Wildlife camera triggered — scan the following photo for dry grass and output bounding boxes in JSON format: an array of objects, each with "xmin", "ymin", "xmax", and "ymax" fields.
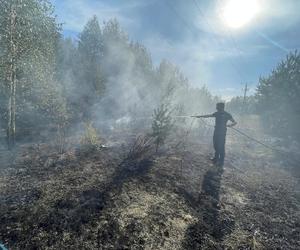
[{"xmin": 0, "ymin": 128, "xmax": 299, "ymax": 249}]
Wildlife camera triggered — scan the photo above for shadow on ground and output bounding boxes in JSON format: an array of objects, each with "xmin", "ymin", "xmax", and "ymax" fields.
[{"xmin": 182, "ymin": 166, "xmax": 235, "ymax": 249}]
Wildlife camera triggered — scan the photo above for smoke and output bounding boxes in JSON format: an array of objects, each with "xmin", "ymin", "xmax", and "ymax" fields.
[{"xmin": 87, "ymin": 35, "xmax": 217, "ymax": 134}]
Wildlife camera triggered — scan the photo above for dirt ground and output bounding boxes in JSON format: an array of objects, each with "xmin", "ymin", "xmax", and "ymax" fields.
[{"xmin": 0, "ymin": 129, "xmax": 299, "ymax": 249}]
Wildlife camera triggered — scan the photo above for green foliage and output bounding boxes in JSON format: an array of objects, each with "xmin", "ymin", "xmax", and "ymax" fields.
[
  {"xmin": 54, "ymin": 16, "xmax": 218, "ymax": 125},
  {"xmin": 151, "ymin": 104, "xmax": 173, "ymax": 152},
  {"xmin": 256, "ymin": 51, "xmax": 300, "ymax": 141},
  {"xmin": 55, "ymin": 38, "xmax": 77, "ymax": 87},
  {"xmin": 0, "ymin": 1, "xmax": 218, "ymax": 145},
  {"xmin": 73, "ymin": 16, "xmax": 105, "ymax": 119},
  {"xmin": 129, "ymin": 42, "xmax": 153, "ymax": 75},
  {"xmin": 182, "ymin": 86, "xmax": 220, "ymax": 115},
  {"xmin": 78, "ymin": 16, "xmax": 103, "ymax": 59},
  {"xmin": 157, "ymin": 60, "xmax": 188, "ymax": 103},
  {"xmin": 0, "ymin": 0, "xmax": 59, "ymax": 82},
  {"xmin": 0, "ymin": 0, "xmax": 63, "ymax": 142},
  {"xmin": 102, "ymin": 18, "xmax": 128, "ymax": 46},
  {"xmin": 227, "ymin": 96, "xmax": 257, "ymax": 115}
]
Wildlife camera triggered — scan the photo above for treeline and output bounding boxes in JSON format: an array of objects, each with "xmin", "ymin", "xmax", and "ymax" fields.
[
  {"xmin": 256, "ymin": 51, "xmax": 300, "ymax": 142},
  {"xmin": 227, "ymin": 51, "xmax": 300, "ymax": 143},
  {"xmin": 56, "ymin": 16, "xmax": 219, "ymax": 123},
  {"xmin": 2, "ymin": 0, "xmax": 297, "ymax": 148},
  {"xmin": 0, "ymin": 0, "xmax": 217, "ymax": 148}
]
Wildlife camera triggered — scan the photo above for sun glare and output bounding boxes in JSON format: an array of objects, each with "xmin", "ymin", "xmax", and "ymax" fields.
[{"xmin": 223, "ymin": 0, "xmax": 259, "ymax": 29}]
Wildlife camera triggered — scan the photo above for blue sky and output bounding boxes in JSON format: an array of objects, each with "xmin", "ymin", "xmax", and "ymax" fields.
[{"xmin": 50, "ymin": 0, "xmax": 300, "ymax": 99}]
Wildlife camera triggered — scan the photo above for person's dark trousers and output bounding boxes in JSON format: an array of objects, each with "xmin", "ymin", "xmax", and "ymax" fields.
[{"xmin": 213, "ymin": 130, "xmax": 226, "ymax": 166}]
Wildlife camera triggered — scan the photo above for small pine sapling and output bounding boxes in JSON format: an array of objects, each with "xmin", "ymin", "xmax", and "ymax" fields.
[{"xmin": 151, "ymin": 104, "xmax": 173, "ymax": 152}]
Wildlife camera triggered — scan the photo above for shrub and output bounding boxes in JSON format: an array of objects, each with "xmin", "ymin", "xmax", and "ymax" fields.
[{"xmin": 80, "ymin": 122, "xmax": 101, "ymax": 150}]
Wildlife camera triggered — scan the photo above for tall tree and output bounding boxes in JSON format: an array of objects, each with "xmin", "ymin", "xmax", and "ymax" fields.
[
  {"xmin": 101, "ymin": 18, "xmax": 129, "ymax": 76},
  {"xmin": 157, "ymin": 60, "xmax": 189, "ymax": 104},
  {"xmin": 55, "ymin": 37, "xmax": 77, "ymax": 121},
  {"xmin": 97, "ymin": 18, "xmax": 130, "ymax": 119},
  {"xmin": 227, "ymin": 95, "xmax": 257, "ymax": 115},
  {"xmin": 256, "ymin": 51, "xmax": 300, "ymax": 141},
  {"xmin": 75, "ymin": 16, "xmax": 104, "ymax": 120},
  {"xmin": 0, "ymin": 0, "xmax": 60, "ymax": 148}
]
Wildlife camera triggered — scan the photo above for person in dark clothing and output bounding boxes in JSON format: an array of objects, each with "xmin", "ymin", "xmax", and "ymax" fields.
[{"xmin": 193, "ymin": 103, "xmax": 237, "ymax": 166}]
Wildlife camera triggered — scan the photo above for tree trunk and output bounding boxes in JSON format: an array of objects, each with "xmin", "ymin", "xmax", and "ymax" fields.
[
  {"xmin": 7, "ymin": 4, "xmax": 17, "ymax": 150},
  {"xmin": 7, "ymin": 79, "xmax": 13, "ymax": 149},
  {"xmin": 12, "ymin": 63, "xmax": 17, "ymax": 147}
]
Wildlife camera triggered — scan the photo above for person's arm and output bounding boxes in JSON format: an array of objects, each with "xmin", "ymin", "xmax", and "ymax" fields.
[
  {"xmin": 191, "ymin": 114, "xmax": 215, "ymax": 118},
  {"xmin": 227, "ymin": 117, "xmax": 237, "ymax": 127}
]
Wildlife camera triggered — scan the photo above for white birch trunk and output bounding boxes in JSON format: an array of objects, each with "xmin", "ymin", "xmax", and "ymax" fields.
[{"xmin": 7, "ymin": 3, "xmax": 16, "ymax": 149}]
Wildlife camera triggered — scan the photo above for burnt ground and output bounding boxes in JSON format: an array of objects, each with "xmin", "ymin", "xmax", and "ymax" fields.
[{"xmin": 0, "ymin": 130, "xmax": 299, "ymax": 249}]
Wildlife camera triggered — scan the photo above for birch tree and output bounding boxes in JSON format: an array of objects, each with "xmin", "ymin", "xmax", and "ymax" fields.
[{"xmin": 0, "ymin": 0, "xmax": 60, "ymax": 148}]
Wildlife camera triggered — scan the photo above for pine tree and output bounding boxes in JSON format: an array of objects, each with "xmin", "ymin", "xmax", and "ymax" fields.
[
  {"xmin": 56, "ymin": 38, "xmax": 77, "ymax": 92},
  {"xmin": 256, "ymin": 51, "xmax": 300, "ymax": 141},
  {"xmin": 157, "ymin": 60, "xmax": 189, "ymax": 104},
  {"xmin": 151, "ymin": 103, "xmax": 173, "ymax": 152},
  {"xmin": 102, "ymin": 18, "xmax": 128, "ymax": 47},
  {"xmin": 75, "ymin": 16, "xmax": 105, "ymax": 120},
  {"xmin": 98, "ymin": 19, "xmax": 131, "ymax": 119}
]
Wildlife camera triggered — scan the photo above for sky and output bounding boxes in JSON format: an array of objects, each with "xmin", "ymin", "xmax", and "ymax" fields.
[{"xmin": 50, "ymin": 0, "xmax": 300, "ymax": 99}]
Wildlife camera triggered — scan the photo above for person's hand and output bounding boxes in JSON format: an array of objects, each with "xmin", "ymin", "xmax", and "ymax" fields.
[{"xmin": 227, "ymin": 122, "xmax": 237, "ymax": 127}]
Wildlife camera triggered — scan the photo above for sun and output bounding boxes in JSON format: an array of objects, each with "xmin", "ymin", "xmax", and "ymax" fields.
[{"xmin": 222, "ymin": 0, "xmax": 259, "ymax": 29}]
